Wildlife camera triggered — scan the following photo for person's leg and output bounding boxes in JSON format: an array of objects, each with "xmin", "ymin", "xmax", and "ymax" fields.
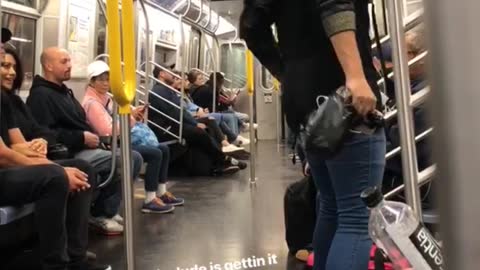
[
  {"xmin": 55, "ymin": 159, "xmax": 94, "ymax": 268},
  {"xmin": 155, "ymin": 143, "xmax": 185, "ymax": 206},
  {"xmin": 132, "ymin": 145, "xmax": 175, "ymax": 213},
  {"xmin": 305, "ymin": 153, "xmax": 338, "ymax": 270},
  {"xmin": 0, "ymin": 165, "xmax": 70, "ymax": 270},
  {"xmin": 324, "ymin": 129, "xmax": 386, "ymax": 270},
  {"xmin": 197, "ymin": 117, "xmax": 225, "ymax": 145},
  {"xmin": 219, "ymin": 121, "xmax": 238, "ymax": 143}
]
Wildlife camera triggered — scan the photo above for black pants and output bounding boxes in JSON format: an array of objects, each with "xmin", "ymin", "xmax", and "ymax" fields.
[
  {"xmin": 197, "ymin": 118, "xmax": 225, "ymax": 145},
  {"xmin": 182, "ymin": 123, "xmax": 225, "ymax": 167},
  {"xmin": 0, "ymin": 159, "xmax": 94, "ymax": 270}
]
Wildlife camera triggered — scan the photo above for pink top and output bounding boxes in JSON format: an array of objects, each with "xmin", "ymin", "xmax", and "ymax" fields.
[{"xmin": 82, "ymin": 86, "xmax": 135, "ymax": 136}]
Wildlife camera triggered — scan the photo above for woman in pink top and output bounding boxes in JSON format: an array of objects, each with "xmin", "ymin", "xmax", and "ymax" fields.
[{"xmin": 82, "ymin": 60, "xmax": 184, "ymax": 214}]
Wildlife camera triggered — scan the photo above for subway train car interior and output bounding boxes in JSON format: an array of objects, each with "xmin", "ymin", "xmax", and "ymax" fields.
[{"xmin": 0, "ymin": 0, "xmax": 475, "ymax": 269}]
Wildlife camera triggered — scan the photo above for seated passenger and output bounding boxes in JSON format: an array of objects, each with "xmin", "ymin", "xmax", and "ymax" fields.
[
  {"xmin": 172, "ymin": 72, "xmax": 250, "ymax": 149},
  {"xmin": 184, "ymin": 71, "xmax": 250, "ymax": 146},
  {"xmin": 0, "ymin": 93, "xmax": 109, "ymax": 269},
  {"xmin": 190, "ymin": 72, "xmax": 252, "ymax": 128},
  {"xmin": 82, "ymin": 60, "xmax": 184, "ymax": 214},
  {"xmin": 149, "ymin": 65, "xmax": 243, "ymax": 175},
  {"xmin": 26, "ymin": 47, "xmax": 143, "ymax": 235}
]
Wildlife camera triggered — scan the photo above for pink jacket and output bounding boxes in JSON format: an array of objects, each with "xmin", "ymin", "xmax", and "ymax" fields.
[{"xmin": 82, "ymin": 86, "xmax": 135, "ymax": 136}]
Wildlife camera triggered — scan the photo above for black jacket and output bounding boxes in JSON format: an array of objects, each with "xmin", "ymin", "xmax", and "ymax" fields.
[
  {"xmin": 4, "ymin": 91, "xmax": 56, "ymax": 145},
  {"xmin": 240, "ymin": 0, "xmax": 381, "ymax": 131},
  {"xmin": 27, "ymin": 75, "xmax": 92, "ymax": 154}
]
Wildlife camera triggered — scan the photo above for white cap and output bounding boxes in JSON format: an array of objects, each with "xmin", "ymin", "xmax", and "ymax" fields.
[{"xmin": 87, "ymin": 60, "xmax": 110, "ymax": 81}]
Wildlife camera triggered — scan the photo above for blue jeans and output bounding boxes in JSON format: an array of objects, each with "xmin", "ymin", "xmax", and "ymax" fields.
[
  {"xmin": 86, "ymin": 149, "xmax": 143, "ymax": 218},
  {"xmin": 133, "ymin": 144, "xmax": 170, "ymax": 192},
  {"xmin": 306, "ymin": 129, "xmax": 386, "ymax": 270},
  {"xmin": 209, "ymin": 112, "xmax": 240, "ymax": 135}
]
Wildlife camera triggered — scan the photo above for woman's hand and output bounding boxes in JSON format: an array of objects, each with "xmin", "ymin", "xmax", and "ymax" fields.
[
  {"xmin": 132, "ymin": 106, "xmax": 146, "ymax": 121},
  {"xmin": 29, "ymin": 138, "xmax": 48, "ymax": 155},
  {"xmin": 11, "ymin": 142, "xmax": 47, "ymax": 158}
]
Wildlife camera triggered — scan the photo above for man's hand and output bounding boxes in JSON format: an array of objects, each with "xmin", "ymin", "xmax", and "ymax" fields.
[
  {"xmin": 11, "ymin": 142, "xmax": 47, "ymax": 158},
  {"xmin": 84, "ymin": 132, "xmax": 100, "ymax": 148},
  {"xmin": 346, "ymin": 78, "xmax": 377, "ymax": 116},
  {"xmin": 196, "ymin": 123, "xmax": 207, "ymax": 129},
  {"xmin": 64, "ymin": 167, "xmax": 91, "ymax": 192},
  {"xmin": 30, "ymin": 138, "xmax": 48, "ymax": 155}
]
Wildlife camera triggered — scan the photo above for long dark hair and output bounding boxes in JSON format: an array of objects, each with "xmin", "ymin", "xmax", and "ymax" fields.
[{"xmin": 3, "ymin": 48, "xmax": 24, "ymax": 92}]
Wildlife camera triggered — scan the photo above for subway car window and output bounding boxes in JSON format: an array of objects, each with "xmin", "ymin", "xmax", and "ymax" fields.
[
  {"xmin": 2, "ymin": 13, "xmax": 36, "ymax": 93},
  {"xmin": 5, "ymin": 0, "xmax": 35, "ymax": 8},
  {"xmin": 189, "ymin": 29, "xmax": 201, "ymax": 69},
  {"xmin": 221, "ymin": 43, "xmax": 246, "ymax": 89}
]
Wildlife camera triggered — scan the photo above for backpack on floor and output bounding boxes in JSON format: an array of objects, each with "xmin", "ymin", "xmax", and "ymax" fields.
[
  {"xmin": 169, "ymin": 145, "xmax": 215, "ymax": 177},
  {"xmin": 284, "ymin": 175, "xmax": 317, "ymax": 254}
]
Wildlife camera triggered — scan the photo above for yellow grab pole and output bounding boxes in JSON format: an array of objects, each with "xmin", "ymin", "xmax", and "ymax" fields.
[
  {"xmin": 121, "ymin": 0, "xmax": 136, "ymax": 114},
  {"xmin": 245, "ymin": 50, "xmax": 257, "ymax": 185},
  {"xmin": 106, "ymin": 0, "xmax": 137, "ymax": 269}
]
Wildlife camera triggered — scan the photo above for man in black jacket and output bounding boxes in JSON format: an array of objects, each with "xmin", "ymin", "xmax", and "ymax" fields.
[
  {"xmin": 27, "ymin": 47, "xmax": 143, "ymax": 235},
  {"xmin": 240, "ymin": 1, "xmax": 386, "ymax": 269}
]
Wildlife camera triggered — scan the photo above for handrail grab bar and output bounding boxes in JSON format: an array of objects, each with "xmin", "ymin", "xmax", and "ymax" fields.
[
  {"xmin": 385, "ymin": 165, "xmax": 437, "ymax": 199},
  {"xmin": 386, "ymin": 127, "xmax": 433, "ymax": 160},
  {"xmin": 384, "ymin": 86, "xmax": 430, "ymax": 121}
]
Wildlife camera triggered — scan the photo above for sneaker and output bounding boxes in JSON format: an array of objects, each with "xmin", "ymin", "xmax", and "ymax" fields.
[
  {"xmin": 86, "ymin": 262, "xmax": 112, "ymax": 270},
  {"xmin": 234, "ymin": 135, "xmax": 250, "ymax": 146},
  {"xmin": 86, "ymin": 251, "xmax": 97, "ymax": 261},
  {"xmin": 230, "ymin": 157, "xmax": 247, "ymax": 170},
  {"xmin": 142, "ymin": 198, "xmax": 175, "ymax": 214},
  {"xmin": 242, "ymin": 123, "xmax": 258, "ymax": 130},
  {"xmin": 112, "ymin": 214, "xmax": 123, "ymax": 225},
  {"xmin": 222, "ymin": 144, "xmax": 245, "ymax": 154},
  {"xmin": 215, "ymin": 165, "xmax": 240, "ymax": 176},
  {"xmin": 158, "ymin": 191, "xmax": 185, "ymax": 206},
  {"xmin": 89, "ymin": 217, "xmax": 123, "ymax": 236},
  {"xmin": 227, "ymin": 149, "xmax": 250, "ymax": 160}
]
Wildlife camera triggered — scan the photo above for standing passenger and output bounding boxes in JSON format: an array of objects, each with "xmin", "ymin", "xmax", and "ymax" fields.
[{"xmin": 240, "ymin": 1, "xmax": 386, "ymax": 270}]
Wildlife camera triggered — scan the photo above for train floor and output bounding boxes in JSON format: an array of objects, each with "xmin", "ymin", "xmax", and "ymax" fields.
[{"xmin": 89, "ymin": 140, "xmax": 307, "ymax": 270}]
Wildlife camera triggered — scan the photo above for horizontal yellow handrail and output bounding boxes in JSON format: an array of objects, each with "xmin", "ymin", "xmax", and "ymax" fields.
[{"xmin": 246, "ymin": 50, "xmax": 255, "ymax": 96}]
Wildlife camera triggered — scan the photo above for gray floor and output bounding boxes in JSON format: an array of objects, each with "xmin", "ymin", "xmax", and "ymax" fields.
[{"xmin": 90, "ymin": 141, "xmax": 308, "ymax": 270}]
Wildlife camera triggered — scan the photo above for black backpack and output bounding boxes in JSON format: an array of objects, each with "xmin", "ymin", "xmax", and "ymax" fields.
[{"xmin": 284, "ymin": 175, "xmax": 317, "ymax": 253}]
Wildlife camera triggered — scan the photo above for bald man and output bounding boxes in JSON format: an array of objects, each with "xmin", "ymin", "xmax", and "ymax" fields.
[{"xmin": 26, "ymin": 47, "xmax": 144, "ymax": 235}]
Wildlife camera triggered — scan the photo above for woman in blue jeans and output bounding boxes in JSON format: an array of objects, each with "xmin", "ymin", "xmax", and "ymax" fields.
[
  {"xmin": 307, "ymin": 128, "xmax": 386, "ymax": 269},
  {"xmin": 82, "ymin": 60, "xmax": 184, "ymax": 214}
]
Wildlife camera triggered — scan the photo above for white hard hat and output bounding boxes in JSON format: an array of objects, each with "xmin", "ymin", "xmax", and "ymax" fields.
[{"xmin": 87, "ymin": 60, "xmax": 110, "ymax": 81}]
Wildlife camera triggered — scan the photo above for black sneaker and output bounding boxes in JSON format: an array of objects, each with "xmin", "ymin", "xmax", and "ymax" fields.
[
  {"xmin": 87, "ymin": 262, "xmax": 112, "ymax": 270},
  {"xmin": 230, "ymin": 158, "xmax": 247, "ymax": 170}
]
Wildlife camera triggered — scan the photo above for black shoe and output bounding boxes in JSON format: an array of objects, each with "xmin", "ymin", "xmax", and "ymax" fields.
[
  {"xmin": 213, "ymin": 165, "xmax": 240, "ymax": 176},
  {"xmin": 87, "ymin": 262, "xmax": 112, "ymax": 270},
  {"xmin": 86, "ymin": 251, "xmax": 96, "ymax": 261},
  {"xmin": 230, "ymin": 158, "xmax": 247, "ymax": 170},
  {"xmin": 227, "ymin": 150, "xmax": 250, "ymax": 160}
]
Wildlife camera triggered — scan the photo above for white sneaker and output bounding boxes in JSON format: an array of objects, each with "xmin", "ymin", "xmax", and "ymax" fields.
[
  {"xmin": 113, "ymin": 214, "xmax": 124, "ymax": 225},
  {"xmin": 222, "ymin": 144, "xmax": 244, "ymax": 153},
  {"xmin": 89, "ymin": 217, "xmax": 123, "ymax": 235},
  {"xmin": 242, "ymin": 123, "xmax": 258, "ymax": 130},
  {"xmin": 234, "ymin": 135, "xmax": 250, "ymax": 146}
]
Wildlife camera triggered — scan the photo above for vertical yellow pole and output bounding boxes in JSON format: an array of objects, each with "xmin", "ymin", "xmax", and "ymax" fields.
[
  {"xmin": 106, "ymin": 0, "xmax": 137, "ymax": 269},
  {"xmin": 245, "ymin": 49, "xmax": 256, "ymax": 184},
  {"xmin": 121, "ymin": 0, "xmax": 136, "ymax": 114}
]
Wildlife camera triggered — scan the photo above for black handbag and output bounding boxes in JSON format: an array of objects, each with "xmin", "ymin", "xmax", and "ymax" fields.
[
  {"xmin": 303, "ymin": 86, "xmax": 354, "ymax": 159},
  {"xmin": 47, "ymin": 143, "xmax": 70, "ymax": 160}
]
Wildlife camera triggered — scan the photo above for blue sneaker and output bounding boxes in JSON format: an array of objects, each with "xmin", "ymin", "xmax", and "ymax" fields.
[
  {"xmin": 141, "ymin": 198, "xmax": 175, "ymax": 214},
  {"xmin": 159, "ymin": 192, "xmax": 185, "ymax": 206}
]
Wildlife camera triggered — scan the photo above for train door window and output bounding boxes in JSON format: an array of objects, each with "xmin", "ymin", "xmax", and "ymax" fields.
[
  {"xmin": 261, "ymin": 67, "xmax": 273, "ymax": 90},
  {"xmin": 2, "ymin": 13, "xmax": 36, "ymax": 94},
  {"xmin": 189, "ymin": 29, "xmax": 201, "ymax": 70},
  {"xmin": 5, "ymin": 0, "xmax": 35, "ymax": 8},
  {"xmin": 220, "ymin": 43, "xmax": 246, "ymax": 89}
]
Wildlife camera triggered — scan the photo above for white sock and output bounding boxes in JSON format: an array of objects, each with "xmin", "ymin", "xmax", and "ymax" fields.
[
  {"xmin": 145, "ymin": 192, "xmax": 156, "ymax": 203},
  {"xmin": 157, "ymin": 184, "xmax": 167, "ymax": 197}
]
